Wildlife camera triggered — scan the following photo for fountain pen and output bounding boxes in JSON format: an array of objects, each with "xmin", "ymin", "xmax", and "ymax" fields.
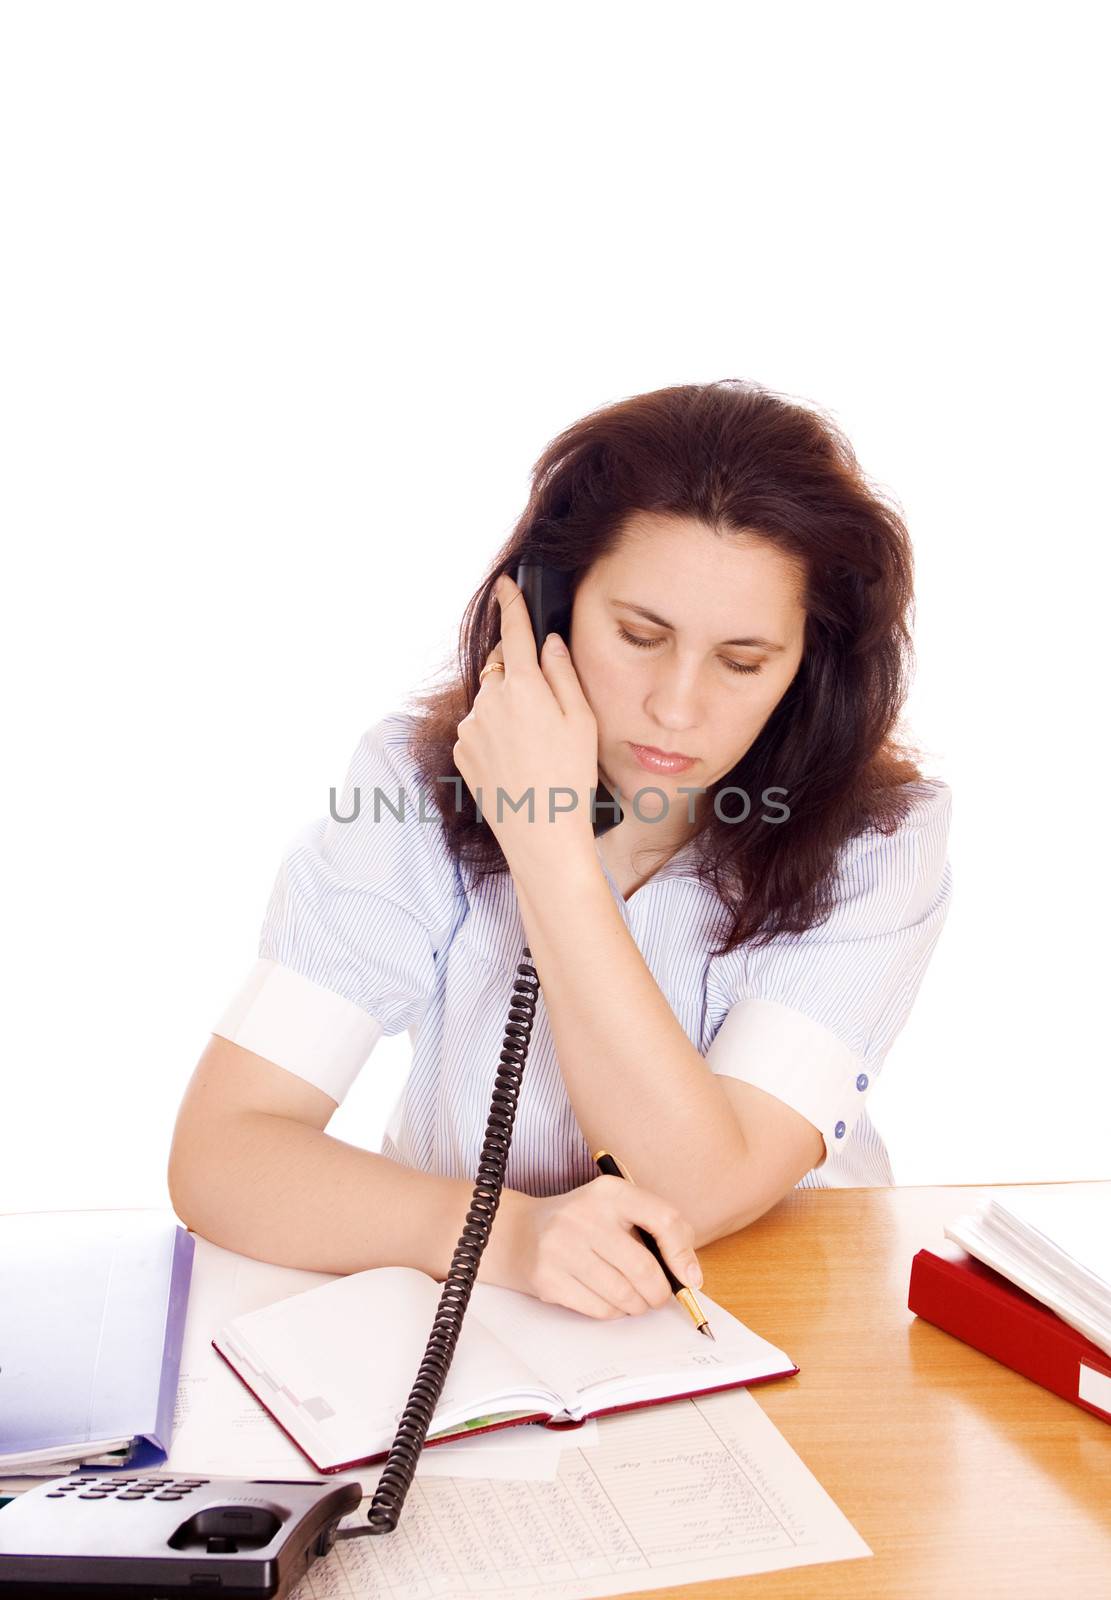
[{"xmin": 593, "ymin": 1149, "xmax": 714, "ymax": 1340}]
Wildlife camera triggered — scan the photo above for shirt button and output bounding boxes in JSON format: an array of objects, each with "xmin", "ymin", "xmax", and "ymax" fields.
[
  {"xmin": 834, "ymin": 1120, "xmax": 846, "ymax": 1139},
  {"xmin": 856, "ymin": 1073, "xmax": 869, "ymax": 1091}
]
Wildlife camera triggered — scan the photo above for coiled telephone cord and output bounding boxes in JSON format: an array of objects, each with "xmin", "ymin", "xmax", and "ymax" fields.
[{"xmin": 341, "ymin": 944, "xmax": 541, "ymax": 1537}]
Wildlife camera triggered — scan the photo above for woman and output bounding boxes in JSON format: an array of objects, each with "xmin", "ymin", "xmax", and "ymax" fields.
[{"xmin": 168, "ymin": 378, "xmax": 953, "ymax": 1323}]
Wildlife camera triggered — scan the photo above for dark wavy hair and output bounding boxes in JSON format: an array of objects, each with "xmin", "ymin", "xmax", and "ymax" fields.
[{"xmin": 404, "ymin": 378, "xmax": 929, "ymax": 957}]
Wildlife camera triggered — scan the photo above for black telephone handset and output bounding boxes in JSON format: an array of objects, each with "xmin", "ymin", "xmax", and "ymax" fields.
[
  {"xmin": 357, "ymin": 562, "xmax": 623, "ymax": 1536},
  {"xmin": 514, "ymin": 560, "xmax": 622, "ymax": 840}
]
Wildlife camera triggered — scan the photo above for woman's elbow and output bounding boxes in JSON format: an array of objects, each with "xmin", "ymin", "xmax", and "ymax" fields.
[
  {"xmin": 167, "ymin": 1104, "xmax": 212, "ymax": 1230},
  {"xmin": 691, "ymin": 1128, "xmax": 823, "ymax": 1248}
]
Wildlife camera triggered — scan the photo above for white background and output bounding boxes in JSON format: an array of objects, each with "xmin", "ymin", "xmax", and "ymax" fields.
[{"xmin": 1, "ymin": 2, "xmax": 1106, "ymax": 1214}]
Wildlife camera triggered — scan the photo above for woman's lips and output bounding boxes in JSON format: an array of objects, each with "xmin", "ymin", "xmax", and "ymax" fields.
[{"xmin": 629, "ymin": 742, "xmax": 697, "ymax": 775}]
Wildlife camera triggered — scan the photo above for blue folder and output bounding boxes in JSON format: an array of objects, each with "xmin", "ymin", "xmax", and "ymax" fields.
[{"xmin": 0, "ymin": 1210, "xmax": 194, "ymax": 1470}]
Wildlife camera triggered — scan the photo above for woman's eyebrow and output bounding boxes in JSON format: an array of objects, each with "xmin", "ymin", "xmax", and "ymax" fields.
[{"xmin": 609, "ymin": 597, "xmax": 787, "ymax": 652}]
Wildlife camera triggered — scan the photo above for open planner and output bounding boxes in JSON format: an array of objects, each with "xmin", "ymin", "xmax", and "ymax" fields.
[{"xmin": 213, "ymin": 1265, "xmax": 798, "ymax": 1474}]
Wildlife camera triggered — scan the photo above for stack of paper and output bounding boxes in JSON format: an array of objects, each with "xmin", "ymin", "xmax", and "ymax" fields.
[{"xmin": 945, "ymin": 1189, "xmax": 1111, "ymax": 1357}]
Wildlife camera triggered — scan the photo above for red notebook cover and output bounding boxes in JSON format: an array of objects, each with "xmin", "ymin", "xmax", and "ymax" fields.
[{"xmin": 908, "ymin": 1240, "xmax": 1111, "ymax": 1424}]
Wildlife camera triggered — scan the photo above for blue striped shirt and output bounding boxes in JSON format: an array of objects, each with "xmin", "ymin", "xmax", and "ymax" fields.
[{"xmin": 215, "ymin": 712, "xmax": 954, "ymax": 1192}]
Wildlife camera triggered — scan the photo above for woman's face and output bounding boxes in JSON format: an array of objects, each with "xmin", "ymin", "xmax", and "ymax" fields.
[{"xmin": 569, "ymin": 513, "xmax": 807, "ymax": 827}]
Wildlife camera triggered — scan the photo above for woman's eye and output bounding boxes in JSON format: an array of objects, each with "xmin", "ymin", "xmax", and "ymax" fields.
[
  {"xmin": 618, "ymin": 625, "xmax": 662, "ymax": 652},
  {"xmin": 617, "ymin": 625, "xmax": 762, "ymax": 676}
]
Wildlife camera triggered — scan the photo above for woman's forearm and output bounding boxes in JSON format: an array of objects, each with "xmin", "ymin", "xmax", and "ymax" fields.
[
  {"xmin": 510, "ymin": 843, "xmax": 750, "ymax": 1238},
  {"xmin": 167, "ymin": 1109, "xmax": 532, "ymax": 1285}
]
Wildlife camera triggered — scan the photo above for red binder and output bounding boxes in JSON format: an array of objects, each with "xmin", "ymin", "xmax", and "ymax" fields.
[{"xmin": 908, "ymin": 1240, "xmax": 1111, "ymax": 1425}]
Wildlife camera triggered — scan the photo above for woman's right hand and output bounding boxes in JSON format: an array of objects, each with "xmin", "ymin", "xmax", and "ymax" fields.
[{"xmin": 500, "ymin": 1175, "xmax": 704, "ymax": 1319}]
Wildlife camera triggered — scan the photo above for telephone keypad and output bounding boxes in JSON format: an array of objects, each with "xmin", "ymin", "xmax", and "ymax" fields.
[
  {"xmin": 53, "ymin": 1477, "xmax": 203, "ymax": 1502},
  {"xmin": 0, "ymin": 1473, "xmax": 364, "ymax": 1591}
]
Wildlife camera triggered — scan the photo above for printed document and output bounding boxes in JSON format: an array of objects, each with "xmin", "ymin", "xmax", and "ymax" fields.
[{"xmin": 291, "ymin": 1388, "xmax": 870, "ymax": 1597}]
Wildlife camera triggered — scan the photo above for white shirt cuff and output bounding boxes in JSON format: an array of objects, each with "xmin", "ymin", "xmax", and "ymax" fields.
[
  {"xmin": 212, "ymin": 957, "xmax": 384, "ymax": 1105},
  {"xmin": 705, "ymin": 997, "xmax": 871, "ymax": 1161}
]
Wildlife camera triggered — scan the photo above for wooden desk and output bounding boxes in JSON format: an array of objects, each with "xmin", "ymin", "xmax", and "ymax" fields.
[{"xmin": 655, "ymin": 1182, "xmax": 1111, "ymax": 1600}]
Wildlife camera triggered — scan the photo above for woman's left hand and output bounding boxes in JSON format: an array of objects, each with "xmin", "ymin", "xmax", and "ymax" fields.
[{"xmin": 453, "ymin": 573, "xmax": 599, "ymax": 871}]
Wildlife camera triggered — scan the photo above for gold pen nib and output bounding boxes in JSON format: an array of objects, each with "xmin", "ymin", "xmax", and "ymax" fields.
[{"xmin": 675, "ymin": 1285, "xmax": 713, "ymax": 1341}]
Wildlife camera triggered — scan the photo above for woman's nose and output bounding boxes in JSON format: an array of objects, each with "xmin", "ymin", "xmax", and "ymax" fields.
[{"xmin": 644, "ymin": 661, "xmax": 704, "ymax": 729}]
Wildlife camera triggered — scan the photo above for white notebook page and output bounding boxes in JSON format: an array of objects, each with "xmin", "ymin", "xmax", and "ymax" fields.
[
  {"xmin": 465, "ymin": 1281, "xmax": 795, "ymax": 1413},
  {"xmin": 216, "ymin": 1267, "xmax": 559, "ymax": 1467}
]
